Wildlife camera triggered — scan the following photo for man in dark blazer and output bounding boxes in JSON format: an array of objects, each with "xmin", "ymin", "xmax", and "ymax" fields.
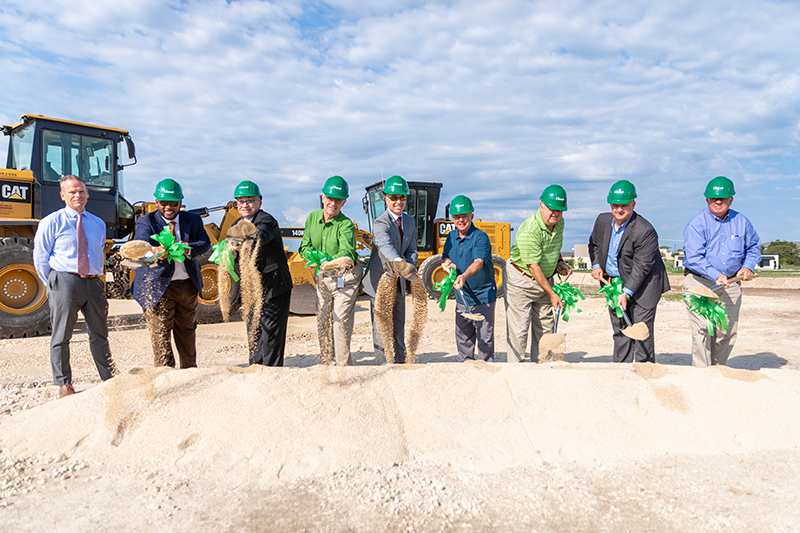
[
  {"xmin": 588, "ymin": 180, "xmax": 670, "ymax": 363},
  {"xmin": 229, "ymin": 180, "xmax": 293, "ymax": 367},
  {"xmin": 361, "ymin": 175, "xmax": 418, "ymax": 364},
  {"xmin": 131, "ymin": 179, "xmax": 211, "ymax": 368}
]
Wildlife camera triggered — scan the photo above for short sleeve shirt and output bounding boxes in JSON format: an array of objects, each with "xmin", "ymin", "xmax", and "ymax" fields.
[
  {"xmin": 442, "ymin": 224, "xmax": 496, "ymax": 306},
  {"xmin": 299, "ymin": 209, "xmax": 357, "ymax": 261},
  {"xmin": 509, "ymin": 210, "xmax": 564, "ymax": 278}
]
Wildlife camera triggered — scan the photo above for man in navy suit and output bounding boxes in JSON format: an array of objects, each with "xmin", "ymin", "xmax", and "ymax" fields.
[
  {"xmin": 131, "ymin": 179, "xmax": 211, "ymax": 368},
  {"xmin": 361, "ymin": 175, "xmax": 418, "ymax": 364},
  {"xmin": 589, "ymin": 180, "xmax": 670, "ymax": 363}
]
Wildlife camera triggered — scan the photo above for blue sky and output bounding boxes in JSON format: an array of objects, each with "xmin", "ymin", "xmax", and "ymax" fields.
[{"xmin": 1, "ymin": 0, "xmax": 798, "ymax": 252}]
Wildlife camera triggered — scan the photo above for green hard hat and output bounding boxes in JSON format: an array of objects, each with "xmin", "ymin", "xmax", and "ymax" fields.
[
  {"xmin": 383, "ymin": 175, "xmax": 409, "ymax": 196},
  {"xmin": 234, "ymin": 180, "xmax": 261, "ymax": 198},
  {"xmin": 606, "ymin": 180, "xmax": 637, "ymax": 204},
  {"xmin": 450, "ymin": 195, "xmax": 474, "ymax": 215},
  {"xmin": 322, "ymin": 175, "xmax": 349, "ymax": 199},
  {"xmin": 704, "ymin": 176, "xmax": 736, "ymax": 198},
  {"xmin": 154, "ymin": 178, "xmax": 184, "ymax": 202},
  {"xmin": 540, "ymin": 184, "xmax": 568, "ymax": 211}
]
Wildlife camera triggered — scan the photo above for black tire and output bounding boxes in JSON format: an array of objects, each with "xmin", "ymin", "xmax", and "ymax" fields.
[
  {"xmin": 492, "ymin": 254, "xmax": 506, "ymax": 298},
  {"xmin": 0, "ymin": 237, "xmax": 51, "ymax": 339},
  {"xmin": 418, "ymin": 254, "xmax": 454, "ymax": 300}
]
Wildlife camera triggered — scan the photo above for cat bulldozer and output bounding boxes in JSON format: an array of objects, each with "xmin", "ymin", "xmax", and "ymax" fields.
[{"xmin": 361, "ymin": 181, "xmax": 512, "ymax": 299}]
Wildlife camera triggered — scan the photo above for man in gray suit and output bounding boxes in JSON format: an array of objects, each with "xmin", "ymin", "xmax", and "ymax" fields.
[
  {"xmin": 588, "ymin": 180, "xmax": 670, "ymax": 363},
  {"xmin": 361, "ymin": 176, "xmax": 418, "ymax": 363}
]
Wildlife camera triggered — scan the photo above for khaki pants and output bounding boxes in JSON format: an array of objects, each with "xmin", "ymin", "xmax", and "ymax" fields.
[
  {"xmin": 316, "ymin": 262, "xmax": 362, "ymax": 366},
  {"xmin": 144, "ymin": 279, "xmax": 199, "ymax": 369},
  {"xmin": 683, "ymin": 273, "xmax": 741, "ymax": 368},
  {"xmin": 504, "ymin": 259, "xmax": 554, "ymax": 363}
]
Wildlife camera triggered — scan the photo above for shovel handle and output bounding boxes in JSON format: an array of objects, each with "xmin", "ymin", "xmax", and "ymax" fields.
[
  {"xmin": 709, "ymin": 271, "xmax": 759, "ymax": 290},
  {"xmin": 553, "ymin": 306, "xmax": 561, "ymax": 333}
]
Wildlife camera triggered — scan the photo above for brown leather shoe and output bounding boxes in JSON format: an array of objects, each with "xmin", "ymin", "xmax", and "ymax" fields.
[{"xmin": 59, "ymin": 383, "xmax": 75, "ymax": 398}]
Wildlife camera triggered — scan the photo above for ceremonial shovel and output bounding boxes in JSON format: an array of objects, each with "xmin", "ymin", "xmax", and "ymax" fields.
[
  {"xmin": 688, "ymin": 272, "xmax": 759, "ymax": 300},
  {"xmin": 599, "ymin": 277, "xmax": 649, "ymax": 341},
  {"xmin": 454, "ymin": 286, "xmax": 485, "ymax": 322},
  {"xmin": 538, "ymin": 271, "xmax": 572, "ymax": 359}
]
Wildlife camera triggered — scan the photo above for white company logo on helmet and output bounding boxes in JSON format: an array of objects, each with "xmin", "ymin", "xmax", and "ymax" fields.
[
  {"xmin": 555, "ymin": 196, "xmax": 565, "ymax": 201},
  {"xmin": 165, "ymin": 189, "xmax": 175, "ymax": 194},
  {"xmin": 331, "ymin": 185, "xmax": 342, "ymax": 191},
  {"xmin": 714, "ymin": 186, "xmax": 725, "ymax": 191},
  {"xmin": 614, "ymin": 188, "xmax": 623, "ymax": 194}
]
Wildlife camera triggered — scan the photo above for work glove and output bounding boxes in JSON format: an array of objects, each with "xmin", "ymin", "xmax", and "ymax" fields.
[{"xmin": 383, "ymin": 261, "xmax": 419, "ymax": 281}]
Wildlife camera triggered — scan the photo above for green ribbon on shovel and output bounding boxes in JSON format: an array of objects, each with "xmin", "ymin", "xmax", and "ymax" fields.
[
  {"xmin": 552, "ymin": 282, "xmax": 585, "ymax": 322},
  {"xmin": 208, "ymin": 240, "xmax": 239, "ymax": 282},
  {"xmin": 432, "ymin": 268, "xmax": 458, "ymax": 312},
  {"xmin": 684, "ymin": 294, "xmax": 729, "ymax": 336},
  {"xmin": 599, "ymin": 276, "xmax": 625, "ymax": 319},
  {"xmin": 150, "ymin": 226, "xmax": 190, "ymax": 263},
  {"xmin": 301, "ymin": 249, "xmax": 333, "ymax": 276}
]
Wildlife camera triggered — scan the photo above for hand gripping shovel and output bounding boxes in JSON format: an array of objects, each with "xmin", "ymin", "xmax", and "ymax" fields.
[
  {"xmin": 454, "ymin": 286, "xmax": 485, "ymax": 322},
  {"xmin": 599, "ymin": 277, "xmax": 649, "ymax": 341},
  {"xmin": 689, "ymin": 272, "xmax": 759, "ymax": 300}
]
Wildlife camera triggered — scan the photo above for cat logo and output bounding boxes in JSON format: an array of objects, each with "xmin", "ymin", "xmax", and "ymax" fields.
[{"xmin": 0, "ymin": 182, "xmax": 31, "ymax": 203}]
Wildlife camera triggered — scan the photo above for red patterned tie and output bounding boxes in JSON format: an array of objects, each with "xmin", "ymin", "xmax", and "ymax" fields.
[
  {"xmin": 77, "ymin": 213, "xmax": 90, "ymax": 277},
  {"xmin": 169, "ymin": 221, "xmax": 176, "ymax": 239},
  {"xmin": 397, "ymin": 216, "xmax": 404, "ymax": 241}
]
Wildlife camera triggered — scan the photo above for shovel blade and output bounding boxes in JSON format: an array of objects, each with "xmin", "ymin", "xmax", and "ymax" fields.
[
  {"xmin": 460, "ymin": 312, "xmax": 485, "ymax": 322},
  {"xmin": 689, "ymin": 285, "xmax": 719, "ymax": 299},
  {"xmin": 622, "ymin": 322, "xmax": 650, "ymax": 341},
  {"xmin": 539, "ymin": 332, "xmax": 566, "ymax": 353}
]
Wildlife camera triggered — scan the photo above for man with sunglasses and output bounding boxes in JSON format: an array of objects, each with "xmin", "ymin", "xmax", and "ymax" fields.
[
  {"xmin": 131, "ymin": 179, "xmax": 211, "ymax": 369},
  {"xmin": 299, "ymin": 176, "xmax": 361, "ymax": 366},
  {"xmin": 361, "ymin": 175, "xmax": 418, "ymax": 364},
  {"xmin": 682, "ymin": 176, "xmax": 761, "ymax": 367}
]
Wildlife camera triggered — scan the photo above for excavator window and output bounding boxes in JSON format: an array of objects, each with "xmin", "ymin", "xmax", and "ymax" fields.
[
  {"xmin": 8, "ymin": 122, "xmax": 35, "ymax": 171},
  {"xmin": 41, "ymin": 130, "xmax": 114, "ymax": 187}
]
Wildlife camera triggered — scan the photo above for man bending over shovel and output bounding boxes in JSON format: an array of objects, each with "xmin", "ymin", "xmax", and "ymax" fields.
[
  {"xmin": 441, "ymin": 195, "xmax": 497, "ymax": 362},
  {"xmin": 589, "ymin": 180, "xmax": 670, "ymax": 363},
  {"xmin": 682, "ymin": 176, "xmax": 761, "ymax": 368}
]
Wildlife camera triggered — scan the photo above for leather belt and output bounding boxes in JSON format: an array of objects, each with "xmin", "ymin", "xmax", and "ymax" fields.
[
  {"xmin": 684, "ymin": 268, "xmax": 703, "ymax": 278},
  {"xmin": 511, "ymin": 262, "xmax": 533, "ymax": 278},
  {"xmin": 68, "ymin": 272, "xmax": 99, "ymax": 279}
]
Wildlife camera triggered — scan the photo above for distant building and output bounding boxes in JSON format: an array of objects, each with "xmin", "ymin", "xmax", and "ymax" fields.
[
  {"xmin": 573, "ymin": 243, "xmax": 590, "ymax": 269},
  {"xmin": 674, "ymin": 255, "xmax": 684, "ymax": 270},
  {"xmin": 758, "ymin": 255, "xmax": 779, "ymax": 270}
]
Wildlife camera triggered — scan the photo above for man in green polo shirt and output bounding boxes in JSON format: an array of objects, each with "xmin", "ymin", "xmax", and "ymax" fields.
[
  {"xmin": 299, "ymin": 176, "xmax": 362, "ymax": 366},
  {"xmin": 505, "ymin": 184, "xmax": 571, "ymax": 363}
]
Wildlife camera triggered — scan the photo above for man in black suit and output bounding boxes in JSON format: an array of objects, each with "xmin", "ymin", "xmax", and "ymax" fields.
[
  {"xmin": 131, "ymin": 179, "xmax": 211, "ymax": 368},
  {"xmin": 588, "ymin": 180, "xmax": 670, "ymax": 363},
  {"xmin": 230, "ymin": 180, "xmax": 293, "ymax": 366}
]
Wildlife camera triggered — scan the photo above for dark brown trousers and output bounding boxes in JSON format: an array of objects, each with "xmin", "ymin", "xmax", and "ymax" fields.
[{"xmin": 144, "ymin": 279, "xmax": 199, "ymax": 368}]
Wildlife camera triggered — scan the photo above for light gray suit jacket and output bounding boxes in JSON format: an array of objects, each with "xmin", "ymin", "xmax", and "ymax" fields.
[{"xmin": 361, "ymin": 209, "xmax": 418, "ymax": 298}]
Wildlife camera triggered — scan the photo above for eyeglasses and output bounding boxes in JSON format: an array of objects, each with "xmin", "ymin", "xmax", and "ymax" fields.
[
  {"xmin": 158, "ymin": 201, "xmax": 180, "ymax": 207},
  {"xmin": 386, "ymin": 195, "xmax": 407, "ymax": 202},
  {"xmin": 236, "ymin": 199, "xmax": 259, "ymax": 206},
  {"xmin": 322, "ymin": 196, "xmax": 346, "ymax": 205}
]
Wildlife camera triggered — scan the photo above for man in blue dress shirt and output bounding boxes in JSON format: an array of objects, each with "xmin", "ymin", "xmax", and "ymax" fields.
[
  {"xmin": 33, "ymin": 175, "xmax": 116, "ymax": 398},
  {"xmin": 683, "ymin": 176, "xmax": 761, "ymax": 367},
  {"xmin": 441, "ymin": 195, "xmax": 497, "ymax": 362}
]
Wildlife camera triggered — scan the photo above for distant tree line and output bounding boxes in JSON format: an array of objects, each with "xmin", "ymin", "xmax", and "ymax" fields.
[{"xmin": 763, "ymin": 240, "xmax": 800, "ymax": 266}]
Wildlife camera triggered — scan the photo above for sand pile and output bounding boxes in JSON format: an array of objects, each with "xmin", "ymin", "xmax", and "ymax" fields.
[{"xmin": 2, "ymin": 363, "xmax": 799, "ymax": 483}]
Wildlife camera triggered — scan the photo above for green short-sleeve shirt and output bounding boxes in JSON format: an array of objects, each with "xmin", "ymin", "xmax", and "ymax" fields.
[
  {"xmin": 299, "ymin": 209, "xmax": 357, "ymax": 261},
  {"xmin": 509, "ymin": 210, "xmax": 564, "ymax": 278}
]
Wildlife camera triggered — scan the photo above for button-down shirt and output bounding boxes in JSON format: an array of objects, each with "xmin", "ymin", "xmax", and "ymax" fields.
[
  {"xmin": 34, "ymin": 206, "xmax": 106, "ymax": 283},
  {"xmin": 299, "ymin": 209, "xmax": 357, "ymax": 262},
  {"xmin": 158, "ymin": 213, "xmax": 189, "ymax": 281},
  {"xmin": 683, "ymin": 207, "xmax": 761, "ymax": 281},
  {"xmin": 509, "ymin": 210, "xmax": 564, "ymax": 278},
  {"xmin": 593, "ymin": 218, "xmax": 634, "ymax": 296},
  {"xmin": 442, "ymin": 224, "xmax": 496, "ymax": 306}
]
